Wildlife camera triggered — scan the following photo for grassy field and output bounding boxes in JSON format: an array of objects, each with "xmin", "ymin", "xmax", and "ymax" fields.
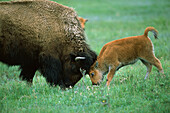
[{"xmin": 0, "ymin": 0, "xmax": 170, "ymax": 112}]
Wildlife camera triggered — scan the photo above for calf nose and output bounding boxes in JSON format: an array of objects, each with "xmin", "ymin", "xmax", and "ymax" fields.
[
  {"xmin": 92, "ymin": 83, "xmax": 97, "ymax": 85},
  {"xmin": 92, "ymin": 82, "xmax": 100, "ymax": 85}
]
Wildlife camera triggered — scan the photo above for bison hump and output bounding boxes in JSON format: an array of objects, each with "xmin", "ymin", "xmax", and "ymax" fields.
[{"xmin": 0, "ymin": 0, "xmax": 86, "ymax": 51}]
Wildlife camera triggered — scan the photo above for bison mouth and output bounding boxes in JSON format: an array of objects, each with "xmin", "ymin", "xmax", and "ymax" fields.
[
  {"xmin": 59, "ymin": 73, "xmax": 83, "ymax": 89},
  {"xmin": 59, "ymin": 81, "xmax": 76, "ymax": 89}
]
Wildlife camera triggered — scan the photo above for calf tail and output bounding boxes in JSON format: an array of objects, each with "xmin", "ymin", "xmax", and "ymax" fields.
[{"xmin": 144, "ymin": 27, "xmax": 158, "ymax": 39}]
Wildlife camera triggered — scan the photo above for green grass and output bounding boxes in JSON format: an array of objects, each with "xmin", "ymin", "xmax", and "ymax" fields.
[{"xmin": 0, "ymin": 0, "xmax": 170, "ymax": 112}]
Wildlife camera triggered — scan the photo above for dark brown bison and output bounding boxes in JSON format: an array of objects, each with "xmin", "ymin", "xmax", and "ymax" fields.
[{"xmin": 0, "ymin": 0, "xmax": 97, "ymax": 88}]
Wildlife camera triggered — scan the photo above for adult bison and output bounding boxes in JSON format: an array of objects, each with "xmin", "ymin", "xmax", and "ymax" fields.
[{"xmin": 0, "ymin": 0, "xmax": 97, "ymax": 88}]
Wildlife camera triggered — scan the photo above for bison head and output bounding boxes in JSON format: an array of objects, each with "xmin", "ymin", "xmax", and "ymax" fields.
[{"xmin": 61, "ymin": 51, "xmax": 97, "ymax": 88}]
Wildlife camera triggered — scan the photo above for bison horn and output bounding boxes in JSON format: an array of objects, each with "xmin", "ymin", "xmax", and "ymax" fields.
[{"xmin": 75, "ymin": 57, "xmax": 86, "ymax": 61}]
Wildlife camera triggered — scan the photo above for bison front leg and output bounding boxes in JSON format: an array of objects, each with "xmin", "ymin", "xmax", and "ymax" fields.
[
  {"xmin": 20, "ymin": 66, "xmax": 37, "ymax": 83},
  {"xmin": 39, "ymin": 53, "xmax": 64, "ymax": 87}
]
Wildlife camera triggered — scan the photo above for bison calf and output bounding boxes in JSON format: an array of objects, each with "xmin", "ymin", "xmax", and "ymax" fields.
[{"xmin": 89, "ymin": 27, "xmax": 164, "ymax": 86}]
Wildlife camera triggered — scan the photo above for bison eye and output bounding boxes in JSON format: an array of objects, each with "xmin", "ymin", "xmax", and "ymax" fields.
[{"xmin": 91, "ymin": 72, "xmax": 94, "ymax": 77}]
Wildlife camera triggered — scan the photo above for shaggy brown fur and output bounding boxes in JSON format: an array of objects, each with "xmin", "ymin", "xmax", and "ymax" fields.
[
  {"xmin": 89, "ymin": 27, "xmax": 164, "ymax": 86},
  {"xmin": 0, "ymin": 0, "xmax": 97, "ymax": 88},
  {"xmin": 78, "ymin": 17, "xmax": 88, "ymax": 30}
]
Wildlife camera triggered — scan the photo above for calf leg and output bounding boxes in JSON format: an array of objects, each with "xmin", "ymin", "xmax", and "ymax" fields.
[
  {"xmin": 106, "ymin": 62, "xmax": 121, "ymax": 87},
  {"xmin": 152, "ymin": 57, "xmax": 164, "ymax": 75},
  {"xmin": 142, "ymin": 54, "xmax": 164, "ymax": 75},
  {"xmin": 106, "ymin": 61, "xmax": 120, "ymax": 86},
  {"xmin": 140, "ymin": 59, "xmax": 152, "ymax": 79},
  {"xmin": 106, "ymin": 68, "xmax": 116, "ymax": 86}
]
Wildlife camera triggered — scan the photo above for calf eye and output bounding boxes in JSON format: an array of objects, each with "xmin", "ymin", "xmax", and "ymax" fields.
[{"xmin": 91, "ymin": 72, "xmax": 94, "ymax": 77}]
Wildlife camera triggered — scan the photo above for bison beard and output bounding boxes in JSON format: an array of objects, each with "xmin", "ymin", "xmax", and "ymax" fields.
[{"xmin": 0, "ymin": 0, "xmax": 97, "ymax": 88}]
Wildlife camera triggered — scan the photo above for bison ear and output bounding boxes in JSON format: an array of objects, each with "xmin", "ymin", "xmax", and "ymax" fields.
[{"xmin": 69, "ymin": 53, "xmax": 76, "ymax": 62}]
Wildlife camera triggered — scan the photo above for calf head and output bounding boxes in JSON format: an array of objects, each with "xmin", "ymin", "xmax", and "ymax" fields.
[
  {"xmin": 78, "ymin": 17, "xmax": 88, "ymax": 30},
  {"xmin": 89, "ymin": 61, "xmax": 103, "ymax": 85}
]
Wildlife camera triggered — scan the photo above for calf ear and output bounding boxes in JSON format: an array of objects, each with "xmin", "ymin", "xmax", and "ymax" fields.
[
  {"xmin": 95, "ymin": 61, "xmax": 98, "ymax": 68},
  {"xmin": 85, "ymin": 19, "xmax": 88, "ymax": 22}
]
